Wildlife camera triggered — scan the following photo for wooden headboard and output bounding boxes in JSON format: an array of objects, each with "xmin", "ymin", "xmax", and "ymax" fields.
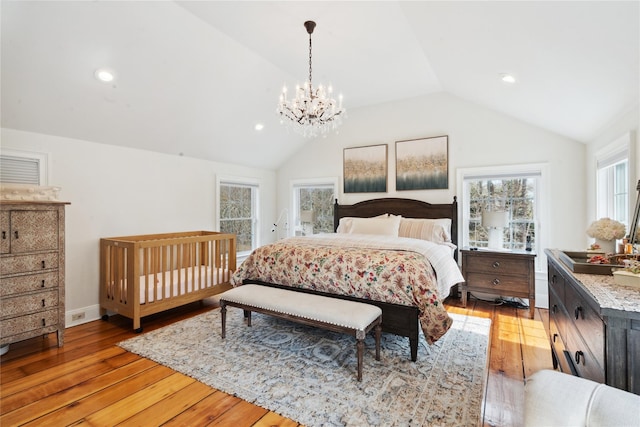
[{"xmin": 333, "ymin": 197, "xmax": 459, "ymax": 259}]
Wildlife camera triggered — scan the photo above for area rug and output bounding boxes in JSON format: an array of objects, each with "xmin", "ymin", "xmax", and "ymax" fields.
[{"xmin": 119, "ymin": 309, "xmax": 491, "ymax": 426}]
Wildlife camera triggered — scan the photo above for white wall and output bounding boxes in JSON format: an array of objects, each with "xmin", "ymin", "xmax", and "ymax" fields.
[
  {"xmin": 277, "ymin": 92, "xmax": 587, "ymax": 307},
  {"xmin": 1, "ymin": 128, "xmax": 277, "ymax": 326},
  {"xmin": 278, "ymin": 92, "xmax": 586, "ymax": 249}
]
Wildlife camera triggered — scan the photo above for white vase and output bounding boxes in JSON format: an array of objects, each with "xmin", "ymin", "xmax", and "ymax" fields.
[{"xmin": 595, "ymin": 238, "xmax": 616, "ymax": 254}]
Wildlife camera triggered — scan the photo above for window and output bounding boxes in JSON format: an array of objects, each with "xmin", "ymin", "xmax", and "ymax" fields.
[
  {"xmin": 596, "ymin": 136, "xmax": 630, "ymax": 228},
  {"xmin": 459, "ymin": 163, "xmax": 547, "ymax": 270},
  {"xmin": 0, "ymin": 149, "xmax": 48, "ymax": 185},
  {"xmin": 465, "ymin": 176, "xmax": 538, "ymax": 251},
  {"xmin": 218, "ymin": 180, "xmax": 259, "ymax": 257},
  {"xmin": 291, "ymin": 178, "xmax": 338, "ymax": 236}
]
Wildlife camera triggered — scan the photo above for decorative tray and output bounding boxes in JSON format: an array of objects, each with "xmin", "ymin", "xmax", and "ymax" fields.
[{"xmin": 558, "ymin": 251, "xmax": 624, "ymax": 275}]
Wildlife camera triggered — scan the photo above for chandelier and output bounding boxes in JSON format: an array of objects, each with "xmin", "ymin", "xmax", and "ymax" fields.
[{"xmin": 277, "ymin": 21, "xmax": 345, "ymax": 138}]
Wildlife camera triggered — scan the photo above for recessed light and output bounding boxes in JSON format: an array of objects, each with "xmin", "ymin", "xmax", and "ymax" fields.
[
  {"xmin": 500, "ymin": 73, "xmax": 516, "ymax": 84},
  {"xmin": 95, "ymin": 68, "xmax": 115, "ymax": 83},
  {"xmin": 254, "ymin": 123, "xmax": 264, "ymax": 131}
]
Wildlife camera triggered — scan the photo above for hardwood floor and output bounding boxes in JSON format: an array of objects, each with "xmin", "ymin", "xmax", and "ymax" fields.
[{"xmin": 1, "ymin": 297, "xmax": 552, "ymax": 426}]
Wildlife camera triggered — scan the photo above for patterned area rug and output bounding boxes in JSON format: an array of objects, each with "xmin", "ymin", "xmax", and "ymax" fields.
[{"xmin": 119, "ymin": 309, "xmax": 491, "ymax": 426}]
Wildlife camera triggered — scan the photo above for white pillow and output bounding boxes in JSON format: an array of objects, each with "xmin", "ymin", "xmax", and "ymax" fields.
[
  {"xmin": 398, "ymin": 217, "xmax": 452, "ymax": 243},
  {"xmin": 336, "ymin": 214, "xmax": 388, "ymax": 234},
  {"xmin": 349, "ymin": 215, "xmax": 401, "ymax": 236}
]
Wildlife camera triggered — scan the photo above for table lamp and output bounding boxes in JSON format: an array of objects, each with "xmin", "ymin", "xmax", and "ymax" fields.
[{"xmin": 482, "ymin": 210, "xmax": 509, "ymax": 250}]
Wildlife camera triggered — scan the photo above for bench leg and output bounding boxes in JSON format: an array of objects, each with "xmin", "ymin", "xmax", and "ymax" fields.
[
  {"xmin": 375, "ymin": 323, "xmax": 382, "ymax": 361},
  {"xmin": 356, "ymin": 339, "xmax": 364, "ymax": 382},
  {"xmin": 221, "ymin": 302, "xmax": 227, "ymax": 339},
  {"xmin": 247, "ymin": 311, "xmax": 252, "ymax": 327}
]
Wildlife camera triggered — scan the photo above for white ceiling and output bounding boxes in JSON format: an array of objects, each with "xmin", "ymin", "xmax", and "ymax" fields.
[{"xmin": 2, "ymin": 1, "xmax": 638, "ymax": 170}]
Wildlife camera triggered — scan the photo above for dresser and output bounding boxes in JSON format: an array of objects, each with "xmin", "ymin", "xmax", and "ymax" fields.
[
  {"xmin": 460, "ymin": 248, "xmax": 536, "ymax": 319},
  {"xmin": 546, "ymin": 249, "xmax": 640, "ymax": 395},
  {"xmin": 1, "ymin": 201, "xmax": 67, "ymax": 348}
]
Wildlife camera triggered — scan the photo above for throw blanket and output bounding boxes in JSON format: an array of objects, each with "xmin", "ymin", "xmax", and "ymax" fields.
[{"xmin": 231, "ymin": 234, "xmax": 464, "ymax": 344}]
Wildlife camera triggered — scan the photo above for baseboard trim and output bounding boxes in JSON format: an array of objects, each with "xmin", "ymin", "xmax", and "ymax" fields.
[{"xmin": 66, "ymin": 304, "xmax": 102, "ymax": 328}]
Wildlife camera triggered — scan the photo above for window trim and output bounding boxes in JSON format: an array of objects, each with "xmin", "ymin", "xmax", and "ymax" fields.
[
  {"xmin": 289, "ymin": 177, "xmax": 339, "ymax": 237},
  {"xmin": 456, "ymin": 163, "xmax": 549, "ymax": 271},
  {"xmin": 216, "ymin": 175, "xmax": 261, "ymax": 256}
]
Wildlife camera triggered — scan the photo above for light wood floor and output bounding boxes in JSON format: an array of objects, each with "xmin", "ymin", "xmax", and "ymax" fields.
[{"xmin": 1, "ymin": 297, "xmax": 552, "ymax": 426}]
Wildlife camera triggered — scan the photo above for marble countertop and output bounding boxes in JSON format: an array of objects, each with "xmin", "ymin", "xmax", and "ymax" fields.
[{"xmin": 548, "ymin": 249, "xmax": 640, "ymax": 316}]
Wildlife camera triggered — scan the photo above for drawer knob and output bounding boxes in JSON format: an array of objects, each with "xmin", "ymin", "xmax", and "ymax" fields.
[
  {"xmin": 14, "ymin": 230, "xmax": 19, "ymax": 239},
  {"xmin": 42, "ymin": 260, "xmax": 46, "ymax": 269},
  {"xmin": 41, "ymin": 280, "xmax": 45, "ymax": 288},
  {"xmin": 492, "ymin": 261, "xmax": 500, "ymax": 268},
  {"xmin": 574, "ymin": 306, "xmax": 583, "ymax": 320},
  {"xmin": 42, "ymin": 299, "xmax": 46, "ymax": 307},
  {"xmin": 575, "ymin": 350, "xmax": 584, "ymax": 365},
  {"xmin": 492, "ymin": 278, "xmax": 500, "ymax": 286},
  {"xmin": 42, "ymin": 318, "xmax": 46, "ymax": 327},
  {"xmin": 1, "ymin": 231, "xmax": 5, "ymax": 239}
]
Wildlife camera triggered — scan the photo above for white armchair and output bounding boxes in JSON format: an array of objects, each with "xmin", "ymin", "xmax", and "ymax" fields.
[{"xmin": 524, "ymin": 370, "xmax": 640, "ymax": 426}]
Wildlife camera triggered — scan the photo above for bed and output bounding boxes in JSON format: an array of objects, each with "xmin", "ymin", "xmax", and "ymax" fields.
[
  {"xmin": 100, "ymin": 231, "xmax": 236, "ymax": 332},
  {"xmin": 231, "ymin": 197, "xmax": 462, "ymax": 361}
]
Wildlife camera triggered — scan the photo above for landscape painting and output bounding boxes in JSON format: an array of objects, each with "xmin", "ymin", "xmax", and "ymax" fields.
[
  {"xmin": 343, "ymin": 144, "xmax": 387, "ymax": 193},
  {"xmin": 396, "ymin": 136, "xmax": 448, "ymax": 190}
]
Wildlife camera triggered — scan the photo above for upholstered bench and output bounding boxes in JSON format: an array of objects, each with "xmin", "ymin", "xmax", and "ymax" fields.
[{"xmin": 219, "ymin": 284, "xmax": 382, "ymax": 381}]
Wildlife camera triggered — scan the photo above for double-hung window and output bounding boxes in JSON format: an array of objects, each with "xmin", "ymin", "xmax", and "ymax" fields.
[
  {"xmin": 459, "ymin": 164, "xmax": 547, "ymax": 269},
  {"xmin": 596, "ymin": 134, "xmax": 631, "ymax": 228},
  {"xmin": 218, "ymin": 179, "xmax": 259, "ymax": 258},
  {"xmin": 291, "ymin": 178, "xmax": 338, "ymax": 236}
]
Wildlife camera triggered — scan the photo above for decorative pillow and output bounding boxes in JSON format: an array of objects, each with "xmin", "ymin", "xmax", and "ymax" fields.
[
  {"xmin": 398, "ymin": 217, "xmax": 452, "ymax": 243},
  {"xmin": 349, "ymin": 215, "xmax": 401, "ymax": 236},
  {"xmin": 336, "ymin": 214, "xmax": 388, "ymax": 234}
]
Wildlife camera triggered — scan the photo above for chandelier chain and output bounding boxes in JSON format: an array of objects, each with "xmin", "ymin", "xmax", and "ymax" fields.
[{"xmin": 308, "ymin": 33, "xmax": 313, "ymax": 87}]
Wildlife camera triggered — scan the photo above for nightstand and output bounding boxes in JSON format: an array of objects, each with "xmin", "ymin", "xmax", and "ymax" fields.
[{"xmin": 460, "ymin": 248, "xmax": 536, "ymax": 319}]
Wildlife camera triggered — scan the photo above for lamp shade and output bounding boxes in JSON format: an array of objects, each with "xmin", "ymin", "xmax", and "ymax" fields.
[
  {"xmin": 482, "ymin": 211, "xmax": 509, "ymax": 229},
  {"xmin": 300, "ymin": 210, "xmax": 315, "ymax": 223}
]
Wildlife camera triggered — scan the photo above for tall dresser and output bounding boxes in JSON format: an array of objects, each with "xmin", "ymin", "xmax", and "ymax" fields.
[
  {"xmin": 545, "ymin": 249, "xmax": 640, "ymax": 395},
  {"xmin": 1, "ymin": 201, "xmax": 68, "ymax": 348}
]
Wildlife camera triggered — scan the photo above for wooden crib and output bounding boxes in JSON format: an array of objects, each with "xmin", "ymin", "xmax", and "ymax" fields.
[{"xmin": 100, "ymin": 231, "xmax": 236, "ymax": 332}]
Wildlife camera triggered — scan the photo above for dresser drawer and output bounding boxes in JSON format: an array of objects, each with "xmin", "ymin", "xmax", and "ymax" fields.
[
  {"xmin": 0, "ymin": 271, "xmax": 59, "ymax": 297},
  {"xmin": 564, "ymin": 325, "xmax": 605, "ymax": 384},
  {"xmin": 464, "ymin": 271, "xmax": 530, "ymax": 294},
  {"xmin": 0, "ymin": 252, "xmax": 59, "ymax": 275},
  {"xmin": 1, "ymin": 289, "xmax": 59, "ymax": 319},
  {"xmin": 0, "ymin": 308, "xmax": 59, "ymax": 338},
  {"xmin": 464, "ymin": 254, "xmax": 530, "ymax": 277},
  {"xmin": 564, "ymin": 282, "xmax": 605, "ymax": 366}
]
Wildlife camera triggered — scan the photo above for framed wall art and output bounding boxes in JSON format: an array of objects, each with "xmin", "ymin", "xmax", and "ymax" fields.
[
  {"xmin": 395, "ymin": 135, "xmax": 448, "ymax": 190},
  {"xmin": 343, "ymin": 144, "xmax": 388, "ymax": 193}
]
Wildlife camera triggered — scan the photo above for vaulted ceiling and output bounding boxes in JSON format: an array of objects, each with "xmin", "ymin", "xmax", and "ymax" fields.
[{"xmin": 2, "ymin": 1, "xmax": 638, "ymax": 169}]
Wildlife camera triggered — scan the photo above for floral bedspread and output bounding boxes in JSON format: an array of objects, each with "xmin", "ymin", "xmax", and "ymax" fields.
[{"xmin": 231, "ymin": 234, "xmax": 464, "ymax": 344}]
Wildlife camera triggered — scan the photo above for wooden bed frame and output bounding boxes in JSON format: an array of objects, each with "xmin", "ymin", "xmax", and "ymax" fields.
[
  {"xmin": 100, "ymin": 231, "xmax": 236, "ymax": 332},
  {"xmin": 248, "ymin": 197, "xmax": 458, "ymax": 361}
]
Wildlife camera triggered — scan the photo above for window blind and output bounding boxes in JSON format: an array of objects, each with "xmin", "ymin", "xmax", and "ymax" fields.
[{"xmin": 0, "ymin": 155, "xmax": 40, "ymax": 185}]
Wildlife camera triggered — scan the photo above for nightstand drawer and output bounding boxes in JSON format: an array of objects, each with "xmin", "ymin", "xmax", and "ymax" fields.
[
  {"xmin": 464, "ymin": 255, "xmax": 530, "ymax": 276},
  {"xmin": 464, "ymin": 271, "xmax": 530, "ymax": 293}
]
